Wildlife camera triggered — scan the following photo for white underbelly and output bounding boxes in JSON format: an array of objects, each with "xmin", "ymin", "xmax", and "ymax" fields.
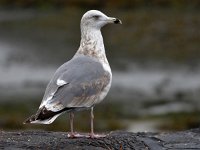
[
  {"xmin": 96, "ymin": 61, "xmax": 112, "ymax": 104},
  {"xmin": 97, "ymin": 78, "xmax": 112, "ymax": 103}
]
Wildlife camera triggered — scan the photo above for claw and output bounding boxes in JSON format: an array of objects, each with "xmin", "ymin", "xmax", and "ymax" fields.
[
  {"xmin": 67, "ymin": 132, "xmax": 107, "ymax": 138},
  {"xmin": 67, "ymin": 132, "xmax": 86, "ymax": 138},
  {"xmin": 89, "ymin": 133, "xmax": 107, "ymax": 138}
]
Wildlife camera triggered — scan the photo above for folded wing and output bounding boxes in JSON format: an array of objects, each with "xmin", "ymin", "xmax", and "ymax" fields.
[{"xmin": 40, "ymin": 55, "xmax": 111, "ymax": 112}]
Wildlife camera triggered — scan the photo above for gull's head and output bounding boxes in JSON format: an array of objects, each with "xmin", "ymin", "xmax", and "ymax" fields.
[{"xmin": 81, "ymin": 10, "xmax": 122, "ymax": 30}]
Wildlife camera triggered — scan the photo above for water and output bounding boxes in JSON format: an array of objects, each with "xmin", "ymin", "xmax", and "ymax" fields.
[
  {"xmin": 0, "ymin": 10, "xmax": 200, "ymax": 110},
  {"xmin": 112, "ymin": 67, "xmax": 200, "ymax": 101},
  {"xmin": 0, "ymin": 9, "xmax": 200, "ymax": 131},
  {"xmin": 1, "ymin": 41, "xmax": 200, "ymax": 114}
]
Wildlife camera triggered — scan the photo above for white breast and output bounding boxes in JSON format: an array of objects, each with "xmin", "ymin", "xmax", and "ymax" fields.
[{"xmin": 96, "ymin": 58, "xmax": 112, "ymax": 104}]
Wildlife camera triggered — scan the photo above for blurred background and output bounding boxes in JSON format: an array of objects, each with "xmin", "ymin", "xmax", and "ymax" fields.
[{"xmin": 0, "ymin": 0, "xmax": 200, "ymax": 133}]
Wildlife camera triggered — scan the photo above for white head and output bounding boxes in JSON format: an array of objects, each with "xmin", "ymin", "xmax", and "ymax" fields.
[{"xmin": 81, "ymin": 10, "xmax": 122, "ymax": 30}]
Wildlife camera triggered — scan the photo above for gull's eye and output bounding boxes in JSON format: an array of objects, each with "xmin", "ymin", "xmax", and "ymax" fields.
[{"xmin": 93, "ymin": 15, "xmax": 100, "ymax": 19}]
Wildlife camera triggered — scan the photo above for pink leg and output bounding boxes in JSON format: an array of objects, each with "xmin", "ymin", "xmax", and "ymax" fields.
[
  {"xmin": 89, "ymin": 107, "xmax": 106, "ymax": 138},
  {"xmin": 70, "ymin": 112, "xmax": 74, "ymax": 134},
  {"xmin": 68, "ymin": 112, "xmax": 75, "ymax": 138},
  {"xmin": 68, "ymin": 112, "xmax": 86, "ymax": 138},
  {"xmin": 90, "ymin": 107, "xmax": 94, "ymax": 137},
  {"xmin": 67, "ymin": 109, "xmax": 107, "ymax": 138}
]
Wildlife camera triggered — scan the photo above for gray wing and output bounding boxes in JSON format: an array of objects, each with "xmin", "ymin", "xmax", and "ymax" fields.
[{"xmin": 40, "ymin": 55, "xmax": 111, "ymax": 112}]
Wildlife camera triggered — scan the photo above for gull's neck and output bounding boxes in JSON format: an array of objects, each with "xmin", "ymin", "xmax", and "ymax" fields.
[
  {"xmin": 76, "ymin": 27, "xmax": 107, "ymax": 61},
  {"xmin": 81, "ymin": 27, "xmax": 105, "ymax": 51}
]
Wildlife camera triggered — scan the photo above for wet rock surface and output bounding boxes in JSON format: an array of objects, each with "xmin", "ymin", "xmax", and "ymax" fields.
[{"xmin": 1, "ymin": 128, "xmax": 200, "ymax": 150}]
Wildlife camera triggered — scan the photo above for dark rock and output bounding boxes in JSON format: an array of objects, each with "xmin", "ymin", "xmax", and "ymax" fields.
[{"xmin": 1, "ymin": 128, "xmax": 200, "ymax": 150}]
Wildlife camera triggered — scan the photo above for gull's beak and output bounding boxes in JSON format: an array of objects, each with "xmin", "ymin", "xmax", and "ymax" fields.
[
  {"xmin": 113, "ymin": 18, "xmax": 122, "ymax": 24},
  {"xmin": 107, "ymin": 17, "xmax": 122, "ymax": 24}
]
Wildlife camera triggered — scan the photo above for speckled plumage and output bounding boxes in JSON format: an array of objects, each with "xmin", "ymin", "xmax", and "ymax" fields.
[{"xmin": 24, "ymin": 10, "xmax": 121, "ymax": 136}]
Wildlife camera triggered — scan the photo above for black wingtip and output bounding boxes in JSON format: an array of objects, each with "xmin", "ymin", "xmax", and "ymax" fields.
[
  {"xmin": 23, "ymin": 107, "xmax": 62, "ymax": 125},
  {"xmin": 23, "ymin": 107, "xmax": 73, "ymax": 125}
]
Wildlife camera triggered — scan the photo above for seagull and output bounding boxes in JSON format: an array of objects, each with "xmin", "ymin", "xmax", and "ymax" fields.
[{"xmin": 24, "ymin": 10, "xmax": 122, "ymax": 138}]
